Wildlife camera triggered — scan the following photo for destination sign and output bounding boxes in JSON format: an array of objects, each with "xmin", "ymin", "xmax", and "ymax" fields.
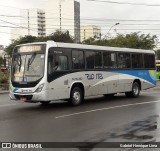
[{"xmin": 17, "ymin": 45, "xmax": 43, "ymax": 53}]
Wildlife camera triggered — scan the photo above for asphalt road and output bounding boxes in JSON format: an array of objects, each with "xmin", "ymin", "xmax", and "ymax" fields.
[{"xmin": 0, "ymin": 86, "xmax": 160, "ymax": 151}]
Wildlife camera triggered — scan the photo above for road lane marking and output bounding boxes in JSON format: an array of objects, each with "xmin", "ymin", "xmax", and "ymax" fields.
[
  {"xmin": 0, "ymin": 104, "xmax": 16, "ymax": 108},
  {"xmin": 55, "ymin": 100, "xmax": 160, "ymax": 119}
]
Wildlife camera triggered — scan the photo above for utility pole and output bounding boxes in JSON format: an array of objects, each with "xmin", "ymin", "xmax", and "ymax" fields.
[
  {"xmin": 84, "ymin": 29, "xmax": 86, "ymax": 41},
  {"xmin": 27, "ymin": 9, "xmax": 30, "ymax": 35},
  {"xmin": 59, "ymin": 0, "xmax": 62, "ymax": 32}
]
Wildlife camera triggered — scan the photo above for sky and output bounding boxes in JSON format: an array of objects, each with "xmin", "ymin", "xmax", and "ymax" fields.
[{"xmin": 1, "ymin": 0, "xmax": 160, "ymax": 46}]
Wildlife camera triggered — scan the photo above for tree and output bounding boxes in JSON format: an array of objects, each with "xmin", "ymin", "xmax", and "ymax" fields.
[
  {"xmin": 5, "ymin": 30, "xmax": 74, "ymax": 56},
  {"xmin": 35, "ymin": 30, "xmax": 74, "ymax": 43},
  {"xmin": 156, "ymin": 49, "xmax": 160, "ymax": 60},
  {"xmin": 5, "ymin": 35, "xmax": 37, "ymax": 56},
  {"xmin": 0, "ymin": 56, "xmax": 3, "ymax": 67},
  {"xmin": 82, "ymin": 32, "xmax": 157, "ymax": 50}
]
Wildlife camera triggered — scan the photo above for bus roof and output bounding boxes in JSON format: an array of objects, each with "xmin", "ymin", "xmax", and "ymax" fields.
[
  {"xmin": 16, "ymin": 41, "xmax": 155, "ymax": 54},
  {"xmin": 56, "ymin": 42, "xmax": 155, "ymax": 54}
]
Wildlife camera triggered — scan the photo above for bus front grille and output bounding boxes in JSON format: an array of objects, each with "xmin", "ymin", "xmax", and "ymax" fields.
[{"xmin": 14, "ymin": 94, "xmax": 33, "ymax": 100}]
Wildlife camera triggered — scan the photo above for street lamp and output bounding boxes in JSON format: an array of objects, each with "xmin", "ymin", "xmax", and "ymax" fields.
[{"xmin": 105, "ymin": 22, "xmax": 120, "ymax": 38}]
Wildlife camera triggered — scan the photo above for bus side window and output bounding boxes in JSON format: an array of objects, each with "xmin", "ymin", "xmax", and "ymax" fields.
[
  {"xmin": 86, "ymin": 51, "xmax": 95, "ymax": 69},
  {"xmin": 95, "ymin": 52, "xmax": 102, "ymax": 69},
  {"xmin": 86, "ymin": 51, "xmax": 102, "ymax": 69},
  {"xmin": 72, "ymin": 50, "xmax": 84, "ymax": 69},
  {"xmin": 103, "ymin": 52, "xmax": 117, "ymax": 69},
  {"xmin": 132, "ymin": 54, "xmax": 143, "ymax": 69},
  {"xmin": 144, "ymin": 54, "xmax": 155, "ymax": 69},
  {"xmin": 118, "ymin": 53, "xmax": 131, "ymax": 69},
  {"xmin": 56, "ymin": 56, "xmax": 68, "ymax": 71},
  {"xmin": 48, "ymin": 54, "xmax": 68, "ymax": 73}
]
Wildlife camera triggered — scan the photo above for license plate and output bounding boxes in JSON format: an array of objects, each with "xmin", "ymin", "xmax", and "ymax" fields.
[{"xmin": 20, "ymin": 97, "xmax": 27, "ymax": 101}]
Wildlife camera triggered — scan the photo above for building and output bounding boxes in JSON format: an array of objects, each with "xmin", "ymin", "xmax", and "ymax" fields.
[
  {"xmin": 11, "ymin": 29, "xmax": 21, "ymax": 41},
  {"xmin": 45, "ymin": 0, "xmax": 80, "ymax": 43},
  {"xmin": 11, "ymin": 9, "xmax": 45, "ymax": 40},
  {"xmin": 80, "ymin": 25, "xmax": 101, "ymax": 42}
]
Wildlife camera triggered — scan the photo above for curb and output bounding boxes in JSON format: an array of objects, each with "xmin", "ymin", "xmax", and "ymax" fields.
[{"xmin": 0, "ymin": 91, "xmax": 9, "ymax": 94}]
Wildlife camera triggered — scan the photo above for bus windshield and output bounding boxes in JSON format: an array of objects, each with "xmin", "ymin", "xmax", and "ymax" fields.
[{"xmin": 11, "ymin": 44, "xmax": 46, "ymax": 83}]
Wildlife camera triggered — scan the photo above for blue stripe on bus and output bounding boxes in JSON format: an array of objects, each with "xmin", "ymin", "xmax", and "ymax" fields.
[{"xmin": 106, "ymin": 70, "xmax": 156, "ymax": 85}]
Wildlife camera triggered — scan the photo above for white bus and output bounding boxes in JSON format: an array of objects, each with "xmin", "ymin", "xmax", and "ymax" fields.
[{"xmin": 10, "ymin": 41, "xmax": 156, "ymax": 106}]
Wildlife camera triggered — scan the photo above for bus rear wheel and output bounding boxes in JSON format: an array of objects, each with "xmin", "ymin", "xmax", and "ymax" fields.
[
  {"xmin": 125, "ymin": 82, "xmax": 140, "ymax": 98},
  {"xmin": 69, "ymin": 87, "xmax": 83, "ymax": 106}
]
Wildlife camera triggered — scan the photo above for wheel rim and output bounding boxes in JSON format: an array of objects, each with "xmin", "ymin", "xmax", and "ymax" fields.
[
  {"xmin": 73, "ymin": 91, "xmax": 80, "ymax": 103},
  {"xmin": 133, "ymin": 85, "xmax": 139, "ymax": 95}
]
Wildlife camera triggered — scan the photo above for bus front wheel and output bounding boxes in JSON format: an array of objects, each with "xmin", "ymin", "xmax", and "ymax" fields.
[
  {"xmin": 125, "ymin": 82, "xmax": 140, "ymax": 98},
  {"xmin": 69, "ymin": 87, "xmax": 83, "ymax": 106}
]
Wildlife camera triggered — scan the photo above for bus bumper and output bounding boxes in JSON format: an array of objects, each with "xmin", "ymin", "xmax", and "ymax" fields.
[{"xmin": 9, "ymin": 90, "xmax": 49, "ymax": 102}]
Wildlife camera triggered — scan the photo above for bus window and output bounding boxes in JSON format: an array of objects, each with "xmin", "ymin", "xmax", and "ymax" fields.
[
  {"xmin": 48, "ymin": 52, "xmax": 68, "ymax": 74},
  {"xmin": 103, "ymin": 52, "xmax": 117, "ymax": 68},
  {"xmin": 86, "ymin": 51, "xmax": 102, "ymax": 69},
  {"xmin": 132, "ymin": 54, "xmax": 143, "ymax": 68},
  {"xmin": 95, "ymin": 52, "xmax": 102, "ymax": 69},
  {"xmin": 72, "ymin": 50, "xmax": 84, "ymax": 69},
  {"xmin": 118, "ymin": 53, "xmax": 131, "ymax": 69},
  {"xmin": 144, "ymin": 54, "xmax": 155, "ymax": 69},
  {"xmin": 86, "ymin": 51, "xmax": 95, "ymax": 69},
  {"xmin": 56, "ymin": 56, "xmax": 68, "ymax": 71}
]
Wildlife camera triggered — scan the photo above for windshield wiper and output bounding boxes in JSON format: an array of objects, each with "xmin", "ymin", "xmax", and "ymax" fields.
[
  {"xmin": 27, "ymin": 52, "xmax": 36, "ymax": 71},
  {"xmin": 14, "ymin": 53, "xmax": 22, "ymax": 72}
]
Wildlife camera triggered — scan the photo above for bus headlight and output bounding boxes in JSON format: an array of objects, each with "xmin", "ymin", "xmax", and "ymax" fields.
[{"xmin": 35, "ymin": 83, "xmax": 44, "ymax": 92}]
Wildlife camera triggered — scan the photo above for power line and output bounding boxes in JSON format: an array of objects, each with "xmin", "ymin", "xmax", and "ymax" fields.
[
  {"xmin": 2, "ymin": 13, "xmax": 160, "ymax": 22},
  {"xmin": 5, "ymin": 21, "xmax": 160, "ymax": 28},
  {"xmin": 0, "ymin": 19, "xmax": 26, "ymax": 28},
  {"xmin": 0, "ymin": 4, "xmax": 21, "ymax": 9},
  {"xmin": 87, "ymin": 0, "xmax": 160, "ymax": 7},
  {"xmin": 3, "ymin": 24, "xmax": 160, "ymax": 31},
  {"xmin": 1, "ymin": 30, "xmax": 160, "ymax": 37},
  {"xmin": 0, "ymin": 19, "xmax": 37, "ymax": 31},
  {"xmin": 2, "ymin": 19, "xmax": 160, "ymax": 31},
  {"xmin": 0, "ymin": 31, "xmax": 21, "ymax": 36}
]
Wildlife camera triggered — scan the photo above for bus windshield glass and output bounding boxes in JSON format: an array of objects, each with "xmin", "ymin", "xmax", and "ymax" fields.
[{"xmin": 11, "ymin": 44, "xmax": 46, "ymax": 83}]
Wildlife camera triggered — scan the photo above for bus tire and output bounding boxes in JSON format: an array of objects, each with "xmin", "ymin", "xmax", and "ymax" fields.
[
  {"xmin": 125, "ymin": 82, "xmax": 140, "ymax": 98},
  {"xmin": 69, "ymin": 87, "xmax": 83, "ymax": 106}
]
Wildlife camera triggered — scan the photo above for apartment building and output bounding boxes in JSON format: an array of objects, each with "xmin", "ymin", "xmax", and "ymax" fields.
[
  {"xmin": 11, "ymin": 9, "xmax": 45, "ymax": 40},
  {"xmin": 45, "ymin": 0, "xmax": 80, "ymax": 43},
  {"xmin": 80, "ymin": 25, "xmax": 101, "ymax": 42}
]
